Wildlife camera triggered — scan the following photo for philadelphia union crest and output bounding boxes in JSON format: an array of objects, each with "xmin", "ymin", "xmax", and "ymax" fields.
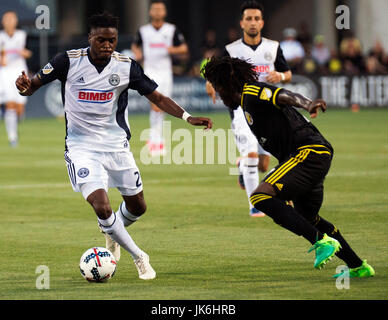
[
  {"xmin": 109, "ymin": 74, "xmax": 120, "ymax": 86},
  {"xmin": 77, "ymin": 168, "xmax": 90, "ymax": 178}
]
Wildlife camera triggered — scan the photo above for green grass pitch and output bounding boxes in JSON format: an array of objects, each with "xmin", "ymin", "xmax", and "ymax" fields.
[{"xmin": 0, "ymin": 108, "xmax": 387, "ymax": 300}]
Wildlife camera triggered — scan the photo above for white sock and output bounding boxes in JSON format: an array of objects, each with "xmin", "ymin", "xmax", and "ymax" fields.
[
  {"xmin": 98, "ymin": 212, "xmax": 143, "ymax": 260},
  {"xmin": 117, "ymin": 201, "xmax": 140, "ymax": 227},
  {"xmin": 149, "ymin": 110, "xmax": 164, "ymax": 145},
  {"xmin": 4, "ymin": 109, "xmax": 18, "ymax": 143},
  {"xmin": 241, "ymin": 157, "xmax": 259, "ymax": 210}
]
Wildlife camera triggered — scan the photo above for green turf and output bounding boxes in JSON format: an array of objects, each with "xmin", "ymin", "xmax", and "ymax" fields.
[{"xmin": 0, "ymin": 109, "xmax": 387, "ymax": 300}]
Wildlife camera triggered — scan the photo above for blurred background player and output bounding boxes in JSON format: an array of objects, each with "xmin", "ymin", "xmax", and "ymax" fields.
[
  {"xmin": 205, "ymin": 1, "xmax": 292, "ymax": 217},
  {"xmin": 0, "ymin": 11, "xmax": 32, "ymax": 147},
  {"xmin": 131, "ymin": 0, "xmax": 188, "ymax": 156}
]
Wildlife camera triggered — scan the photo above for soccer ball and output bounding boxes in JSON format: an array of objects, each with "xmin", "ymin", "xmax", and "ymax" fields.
[{"xmin": 79, "ymin": 247, "xmax": 117, "ymax": 282}]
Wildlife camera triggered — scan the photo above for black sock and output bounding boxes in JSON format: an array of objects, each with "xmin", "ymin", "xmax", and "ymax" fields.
[
  {"xmin": 251, "ymin": 194, "xmax": 323, "ymax": 244},
  {"xmin": 314, "ymin": 217, "xmax": 363, "ymax": 268}
]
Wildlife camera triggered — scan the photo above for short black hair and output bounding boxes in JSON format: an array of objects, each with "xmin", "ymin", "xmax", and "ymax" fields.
[
  {"xmin": 150, "ymin": 0, "xmax": 166, "ymax": 6},
  {"xmin": 201, "ymin": 56, "xmax": 258, "ymax": 94},
  {"xmin": 88, "ymin": 11, "xmax": 119, "ymax": 31},
  {"xmin": 240, "ymin": 0, "xmax": 264, "ymax": 17}
]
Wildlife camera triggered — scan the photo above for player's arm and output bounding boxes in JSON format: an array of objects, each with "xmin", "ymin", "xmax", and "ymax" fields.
[
  {"xmin": 146, "ymin": 90, "xmax": 212, "ymax": 129},
  {"xmin": 15, "ymin": 52, "xmax": 69, "ymax": 96},
  {"xmin": 131, "ymin": 31, "xmax": 143, "ymax": 62},
  {"xmin": 15, "ymin": 71, "xmax": 43, "ymax": 96},
  {"xmin": 266, "ymin": 45, "xmax": 292, "ymax": 84},
  {"xmin": 131, "ymin": 44, "xmax": 143, "ymax": 62},
  {"xmin": 277, "ymin": 88, "xmax": 326, "ymax": 118},
  {"xmin": 129, "ymin": 59, "xmax": 212, "ymax": 129},
  {"xmin": 167, "ymin": 28, "xmax": 188, "ymax": 56}
]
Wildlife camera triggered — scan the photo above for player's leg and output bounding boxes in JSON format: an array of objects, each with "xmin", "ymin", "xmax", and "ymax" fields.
[
  {"xmin": 294, "ymin": 184, "xmax": 374, "ymax": 277},
  {"xmin": 107, "ymin": 150, "xmax": 156, "ymax": 279},
  {"xmin": 231, "ymin": 107, "xmax": 261, "ymax": 216},
  {"xmin": 148, "ymin": 103, "xmax": 165, "ymax": 156},
  {"xmin": 250, "ymin": 148, "xmax": 341, "ymax": 268},
  {"xmin": 4, "ymin": 102, "xmax": 18, "ymax": 147},
  {"xmin": 16, "ymin": 102, "xmax": 25, "ymax": 122},
  {"xmin": 147, "ymin": 77, "xmax": 171, "ymax": 156},
  {"xmin": 85, "ymin": 187, "xmax": 145, "ymax": 261},
  {"xmin": 64, "ymin": 148, "xmax": 154, "ymax": 279}
]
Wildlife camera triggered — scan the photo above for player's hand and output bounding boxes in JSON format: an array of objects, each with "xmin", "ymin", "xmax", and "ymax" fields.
[
  {"xmin": 205, "ymin": 81, "xmax": 216, "ymax": 104},
  {"xmin": 308, "ymin": 99, "xmax": 327, "ymax": 118},
  {"xmin": 266, "ymin": 71, "xmax": 282, "ymax": 84},
  {"xmin": 15, "ymin": 71, "xmax": 31, "ymax": 94},
  {"xmin": 267, "ymin": 71, "xmax": 282, "ymax": 83},
  {"xmin": 187, "ymin": 116, "xmax": 213, "ymax": 130}
]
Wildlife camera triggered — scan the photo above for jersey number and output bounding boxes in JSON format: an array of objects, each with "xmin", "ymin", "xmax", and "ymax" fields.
[{"xmin": 134, "ymin": 171, "xmax": 142, "ymax": 187}]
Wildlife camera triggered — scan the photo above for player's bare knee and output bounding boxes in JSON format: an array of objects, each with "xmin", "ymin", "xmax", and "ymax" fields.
[{"xmin": 123, "ymin": 196, "xmax": 147, "ymax": 216}]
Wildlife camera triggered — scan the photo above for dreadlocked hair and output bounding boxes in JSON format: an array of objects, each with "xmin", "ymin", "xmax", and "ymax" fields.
[
  {"xmin": 88, "ymin": 11, "xmax": 119, "ymax": 31},
  {"xmin": 201, "ymin": 56, "xmax": 259, "ymax": 94}
]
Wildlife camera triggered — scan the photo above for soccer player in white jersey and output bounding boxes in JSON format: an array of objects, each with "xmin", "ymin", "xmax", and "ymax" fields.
[
  {"xmin": 205, "ymin": 1, "xmax": 292, "ymax": 217},
  {"xmin": 15, "ymin": 12, "xmax": 212, "ymax": 281},
  {"xmin": 131, "ymin": 0, "xmax": 188, "ymax": 156},
  {"xmin": 0, "ymin": 11, "xmax": 32, "ymax": 147}
]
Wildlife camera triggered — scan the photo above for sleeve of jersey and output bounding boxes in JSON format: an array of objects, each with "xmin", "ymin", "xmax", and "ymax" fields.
[
  {"xmin": 133, "ymin": 31, "xmax": 142, "ymax": 47},
  {"xmin": 128, "ymin": 59, "xmax": 158, "ymax": 96},
  {"xmin": 173, "ymin": 28, "xmax": 186, "ymax": 46},
  {"xmin": 274, "ymin": 46, "xmax": 290, "ymax": 72},
  {"xmin": 242, "ymin": 83, "xmax": 284, "ymax": 110},
  {"xmin": 36, "ymin": 52, "xmax": 69, "ymax": 85}
]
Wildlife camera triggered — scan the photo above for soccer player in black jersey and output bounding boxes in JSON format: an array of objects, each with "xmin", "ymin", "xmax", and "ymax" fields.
[{"xmin": 202, "ymin": 56, "xmax": 374, "ymax": 278}]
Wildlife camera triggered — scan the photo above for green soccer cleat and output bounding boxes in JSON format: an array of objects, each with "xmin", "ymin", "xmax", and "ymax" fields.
[
  {"xmin": 333, "ymin": 260, "xmax": 375, "ymax": 278},
  {"xmin": 308, "ymin": 234, "xmax": 341, "ymax": 269}
]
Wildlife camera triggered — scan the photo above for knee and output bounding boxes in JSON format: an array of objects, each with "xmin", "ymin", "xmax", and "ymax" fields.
[
  {"xmin": 91, "ymin": 200, "xmax": 112, "ymax": 220},
  {"xmin": 125, "ymin": 200, "xmax": 147, "ymax": 217},
  {"xmin": 133, "ymin": 202, "xmax": 147, "ymax": 216}
]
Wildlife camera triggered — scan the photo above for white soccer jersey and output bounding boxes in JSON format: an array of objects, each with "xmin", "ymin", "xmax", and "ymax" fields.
[
  {"xmin": 137, "ymin": 23, "xmax": 184, "ymax": 78},
  {"xmin": 225, "ymin": 37, "xmax": 280, "ymax": 82},
  {"xmin": 37, "ymin": 47, "xmax": 157, "ymax": 152},
  {"xmin": 0, "ymin": 30, "xmax": 27, "ymax": 70}
]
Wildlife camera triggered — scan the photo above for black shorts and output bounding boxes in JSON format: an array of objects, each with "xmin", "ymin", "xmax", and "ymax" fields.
[{"xmin": 263, "ymin": 144, "xmax": 332, "ymax": 221}]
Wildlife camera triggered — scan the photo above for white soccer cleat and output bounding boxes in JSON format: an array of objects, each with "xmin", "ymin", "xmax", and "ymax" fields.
[
  {"xmin": 134, "ymin": 252, "xmax": 156, "ymax": 280},
  {"xmin": 104, "ymin": 232, "xmax": 121, "ymax": 262}
]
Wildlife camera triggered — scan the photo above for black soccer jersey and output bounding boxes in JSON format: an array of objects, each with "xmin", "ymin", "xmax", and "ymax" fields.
[{"xmin": 241, "ymin": 81, "xmax": 332, "ymax": 162}]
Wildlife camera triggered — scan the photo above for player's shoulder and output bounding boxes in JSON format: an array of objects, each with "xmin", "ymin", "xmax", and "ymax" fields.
[
  {"xmin": 225, "ymin": 38, "xmax": 243, "ymax": 50},
  {"xmin": 111, "ymin": 51, "xmax": 132, "ymax": 63},
  {"xmin": 163, "ymin": 22, "xmax": 176, "ymax": 30},
  {"xmin": 66, "ymin": 48, "xmax": 88, "ymax": 59},
  {"xmin": 262, "ymin": 37, "xmax": 279, "ymax": 45}
]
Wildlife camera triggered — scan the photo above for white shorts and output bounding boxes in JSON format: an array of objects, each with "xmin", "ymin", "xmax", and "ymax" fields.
[
  {"xmin": 64, "ymin": 148, "xmax": 143, "ymax": 199},
  {"xmin": 0, "ymin": 66, "xmax": 27, "ymax": 104},
  {"xmin": 231, "ymin": 106, "xmax": 271, "ymax": 157}
]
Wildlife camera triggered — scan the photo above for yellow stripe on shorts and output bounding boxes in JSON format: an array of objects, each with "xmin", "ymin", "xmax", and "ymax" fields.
[{"xmin": 265, "ymin": 149, "xmax": 310, "ymax": 185}]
